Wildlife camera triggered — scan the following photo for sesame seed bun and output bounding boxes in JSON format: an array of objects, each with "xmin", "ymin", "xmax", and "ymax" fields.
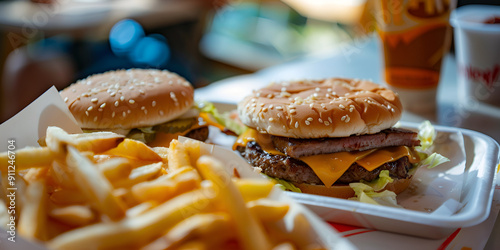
[
  {"xmin": 237, "ymin": 78, "xmax": 403, "ymax": 138},
  {"xmin": 60, "ymin": 69, "xmax": 194, "ymax": 130}
]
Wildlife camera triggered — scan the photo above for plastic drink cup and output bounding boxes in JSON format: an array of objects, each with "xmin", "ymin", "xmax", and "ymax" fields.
[
  {"xmin": 451, "ymin": 5, "xmax": 500, "ymax": 108},
  {"xmin": 374, "ymin": 0, "xmax": 455, "ymax": 114}
]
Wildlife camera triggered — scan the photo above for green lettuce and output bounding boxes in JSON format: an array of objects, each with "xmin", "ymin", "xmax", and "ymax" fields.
[
  {"xmin": 265, "ymin": 176, "xmax": 302, "ymax": 193},
  {"xmin": 415, "ymin": 121, "xmax": 450, "ymax": 169},
  {"xmin": 361, "ymin": 170, "xmax": 393, "ymax": 191},
  {"xmin": 196, "ymin": 101, "xmax": 247, "ymax": 135},
  {"xmin": 349, "ymin": 182, "xmax": 400, "ymax": 207}
]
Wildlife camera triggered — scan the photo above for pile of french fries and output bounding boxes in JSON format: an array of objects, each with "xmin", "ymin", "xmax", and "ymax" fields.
[{"xmin": 0, "ymin": 126, "xmax": 325, "ymax": 250}]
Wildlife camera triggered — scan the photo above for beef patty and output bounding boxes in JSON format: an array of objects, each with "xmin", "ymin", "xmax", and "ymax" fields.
[
  {"xmin": 237, "ymin": 141, "xmax": 412, "ymax": 185},
  {"xmin": 272, "ymin": 128, "xmax": 420, "ymax": 158}
]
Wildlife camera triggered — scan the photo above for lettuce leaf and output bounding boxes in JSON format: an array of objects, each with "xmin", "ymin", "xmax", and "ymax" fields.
[
  {"xmin": 361, "ymin": 170, "xmax": 393, "ymax": 191},
  {"xmin": 265, "ymin": 176, "xmax": 302, "ymax": 193},
  {"xmin": 417, "ymin": 120, "xmax": 436, "ymax": 151},
  {"xmin": 349, "ymin": 182, "xmax": 400, "ymax": 207},
  {"xmin": 418, "ymin": 152, "xmax": 451, "ymax": 169},
  {"xmin": 196, "ymin": 101, "xmax": 246, "ymax": 135}
]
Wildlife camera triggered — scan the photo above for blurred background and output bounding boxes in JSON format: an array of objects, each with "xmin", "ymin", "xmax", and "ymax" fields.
[{"xmin": 0, "ymin": 0, "xmax": 499, "ymax": 124}]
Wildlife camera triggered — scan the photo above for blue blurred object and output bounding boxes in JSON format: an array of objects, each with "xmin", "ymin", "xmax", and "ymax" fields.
[
  {"xmin": 109, "ymin": 19, "xmax": 145, "ymax": 57},
  {"xmin": 130, "ymin": 34, "xmax": 170, "ymax": 67}
]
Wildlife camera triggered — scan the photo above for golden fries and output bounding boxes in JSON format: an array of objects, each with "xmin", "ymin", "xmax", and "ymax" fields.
[{"xmin": 0, "ymin": 127, "xmax": 327, "ymax": 249}]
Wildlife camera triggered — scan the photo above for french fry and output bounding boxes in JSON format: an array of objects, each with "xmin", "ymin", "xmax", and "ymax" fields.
[
  {"xmin": 22, "ymin": 167, "xmax": 49, "ymax": 184},
  {"xmin": 66, "ymin": 146, "xmax": 126, "ymax": 220},
  {"xmin": 96, "ymin": 157, "xmax": 132, "ymax": 181},
  {"xmin": 50, "ymin": 189, "xmax": 86, "ymax": 205},
  {"xmin": 112, "ymin": 162, "xmax": 162, "ymax": 188},
  {"xmin": 247, "ymin": 199, "xmax": 290, "ymax": 222},
  {"xmin": 105, "ymin": 139, "xmax": 161, "ymax": 161},
  {"xmin": 49, "ymin": 205, "xmax": 95, "ymax": 227},
  {"xmin": 131, "ymin": 168, "xmax": 200, "ymax": 203},
  {"xmin": 234, "ymin": 179, "xmax": 275, "ymax": 202},
  {"xmin": 48, "ymin": 187, "xmax": 214, "ymax": 250},
  {"xmin": 46, "ymin": 126, "xmax": 124, "ymax": 155},
  {"xmin": 0, "ymin": 147, "xmax": 54, "ymax": 172},
  {"xmin": 152, "ymin": 147, "xmax": 169, "ymax": 163},
  {"xmin": 167, "ymin": 140, "xmax": 191, "ymax": 170},
  {"xmin": 196, "ymin": 156, "xmax": 272, "ymax": 250},
  {"xmin": 50, "ymin": 160, "xmax": 77, "ymax": 190},
  {"xmin": 143, "ymin": 213, "xmax": 233, "ymax": 250},
  {"xmin": 18, "ymin": 180, "xmax": 47, "ymax": 241},
  {"xmin": 126, "ymin": 201, "xmax": 157, "ymax": 217}
]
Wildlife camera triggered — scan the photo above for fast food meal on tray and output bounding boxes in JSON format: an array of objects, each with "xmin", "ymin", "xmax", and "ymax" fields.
[
  {"xmin": 0, "ymin": 126, "xmax": 346, "ymax": 249},
  {"xmin": 59, "ymin": 69, "xmax": 234, "ymax": 148},
  {"xmin": 233, "ymin": 78, "xmax": 449, "ymax": 203}
]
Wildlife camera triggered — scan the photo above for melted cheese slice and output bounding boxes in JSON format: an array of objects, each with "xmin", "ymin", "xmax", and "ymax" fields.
[
  {"xmin": 148, "ymin": 117, "xmax": 208, "ymax": 147},
  {"xmin": 235, "ymin": 128, "xmax": 420, "ymax": 187}
]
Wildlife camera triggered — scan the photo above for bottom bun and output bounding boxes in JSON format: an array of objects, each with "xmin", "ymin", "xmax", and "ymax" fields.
[{"xmin": 293, "ymin": 177, "xmax": 412, "ymax": 199}]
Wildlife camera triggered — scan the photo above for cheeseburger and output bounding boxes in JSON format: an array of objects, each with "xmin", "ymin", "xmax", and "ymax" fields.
[
  {"xmin": 60, "ymin": 69, "xmax": 211, "ymax": 147},
  {"xmin": 234, "ymin": 78, "xmax": 422, "ymax": 198}
]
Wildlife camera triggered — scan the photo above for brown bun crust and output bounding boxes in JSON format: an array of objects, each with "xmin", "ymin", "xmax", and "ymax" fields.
[
  {"xmin": 238, "ymin": 78, "xmax": 402, "ymax": 138},
  {"xmin": 60, "ymin": 69, "xmax": 194, "ymax": 129},
  {"xmin": 294, "ymin": 177, "xmax": 411, "ymax": 199}
]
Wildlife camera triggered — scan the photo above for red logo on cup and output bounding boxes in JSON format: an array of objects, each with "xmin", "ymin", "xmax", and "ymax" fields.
[{"xmin": 460, "ymin": 64, "xmax": 500, "ymax": 90}]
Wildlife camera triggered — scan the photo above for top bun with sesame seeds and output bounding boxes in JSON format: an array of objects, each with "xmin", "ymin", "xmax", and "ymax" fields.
[
  {"xmin": 60, "ymin": 69, "xmax": 213, "ymax": 147},
  {"xmin": 234, "ymin": 78, "xmax": 422, "ymax": 199},
  {"xmin": 237, "ymin": 78, "xmax": 403, "ymax": 138},
  {"xmin": 60, "ymin": 69, "xmax": 194, "ymax": 130}
]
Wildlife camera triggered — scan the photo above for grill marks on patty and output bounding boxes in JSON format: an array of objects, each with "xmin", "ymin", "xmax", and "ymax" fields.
[
  {"xmin": 271, "ymin": 128, "xmax": 420, "ymax": 158},
  {"xmin": 238, "ymin": 141, "xmax": 412, "ymax": 185}
]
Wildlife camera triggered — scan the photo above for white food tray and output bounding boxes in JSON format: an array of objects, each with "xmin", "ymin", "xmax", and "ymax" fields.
[{"xmin": 286, "ymin": 122, "xmax": 499, "ymax": 239}]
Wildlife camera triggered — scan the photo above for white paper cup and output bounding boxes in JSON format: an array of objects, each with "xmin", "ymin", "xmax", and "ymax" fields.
[{"xmin": 451, "ymin": 5, "xmax": 500, "ymax": 107}]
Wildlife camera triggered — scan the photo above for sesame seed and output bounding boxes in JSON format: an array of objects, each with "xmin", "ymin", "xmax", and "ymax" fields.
[
  {"xmin": 332, "ymin": 92, "xmax": 337, "ymax": 95},
  {"xmin": 256, "ymin": 93, "xmax": 261, "ymax": 97},
  {"xmin": 170, "ymin": 92, "xmax": 176, "ymax": 99},
  {"xmin": 315, "ymin": 87, "xmax": 320, "ymax": 92},
  {"xmin": 269, "ymin": 105, "xmax": 274, "ymax": 109},
  {"xmin": 251, "ymin": 103, "xmax": 256, "ymax": 107},
  {"xmin": 139, "ymin": 90, "xmax": 145, "ymax": 95},
  {"xmin": 115, "ymin": 101, "xmax": 119, "ymax": 107},
  {"xmin": 339, "ymin": 104, "xmax": 345, "ymax": 110},
  {"xmin": 152, "ymin": 101, "xmax": 156, "ymax": 107},
  {"xmin": 318, "ymin": 118, "xmax": 323, "ymax": 123},
  {"xmin": 120, "ymin": 96, "xmax": 125, "ymax": 101},
  {"xmin": 290, "ymin": 109, "xmax": 296, "ymax": 114},
  {"xmin": 328, "ymin": 117, "xmax": 333, "ymax": 123},
  {"xmin": 144, "ymin": 109, "xmax": 148, "ymax": 114},
  {"xmin": 281, "ymin": 87, "xmax": 287, "ymax": 92},
  {"xmin": 127, "ymin": 110, "xmax": 131, "ymax": 114},
  {"xmin": 129, "ymin": 99, "xmax": 135, "ymax": 104},
  {"xmin": 141, "ymin": 106, "xmax": 145, "ymax": 110},
  {"xmin": 259, "ymin": 103, "xmax": 265, "ymax": 107},
  {"xmin": 129, "ymin": 86, "xmax": 134, "ymax": 90},
  {"xmin": 391, "ymin": 108, "xmax": 395, "ymax": 112},
  {"xmin": 324, "ymin": 121, "xmax": 330, "ymax": 125},
  {"xmin": 64, "ymin": 97, "xmax": 68, "ymax": 102},
  {"xmin": 262, "ymin": 107, "xmax": 268, "ymax": 112},
  {"xmin": 87, "ymin": 106, "xmax": 93, "ymax": 111},
  {"xmin": 85, "ymin": 111, "xmax": 89, "ymax": 116},
  {"xmin": 94, "ymin": 116, "xmax": 98, "ymax": 122},
  {"xmin": 122, "ymin": 112, "xmax": 126, "ymax": 117},
  {"xmin": 346, "ymin": 116, "xmax": 350, "ymax": 122},
  {"xmin": 112, "ymin": 112, "xmax": 115, "ymax": 118},
  {"xmin": 259, "ymin": 113, "xmax": 265, "ymax": 119},
  {"xmin": 341, "ymin": 115, "xmax": 346, "ymax": 122},
  {"xmin": 309, "ymin": 104, "xmax": 314, "ymax": 108},
  {"xmin": 313, "ymin": 93, "xmax": 318, "ymax": 98},
  {"xmin": 91, "ymin": 98, "xmax": 98, "ymax": 103},
  {"xmin": 305, "ymin": 120, "xmax": 311, "ymax": 125},
  {"xmin": 326, "ymin": 94, "xmax": 330, "ymax": 98},
  {"xmin": 100, "ymin": 103, "xmax": 106, "ymax": 108},
  {"xmin": 295, "ymin": 122, "xmax": 299, "ymax": 128},
  {"xmin": 269, "ymin": 118, "xmax": 274, "ymax": 122},
  {"xmin": 307, "ymin": 117, "xmax": 313, "ymax": 121},
  {"xmin": 159, "ymin": 110, "xmax": 164, "ymax": 116},
  {"xmin": 110, "ymin": 92, "xmax": 116, "ymax": 97},
  {"xmin": 327, "ymin": 88, "xmax": 332, "ymax": 92},
  {"xmin": 267, "ymin": 94, "xmax": 274, "ymax": 99},
  {"xmin": 276, "ymin": 106, "xmax": 283, "ymax": 111},
  {"xmin": 349, "ymin": 107, "xmax": 354, "ymax": 112}
]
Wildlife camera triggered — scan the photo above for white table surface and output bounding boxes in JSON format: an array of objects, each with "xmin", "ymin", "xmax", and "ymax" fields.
[{"xmin": 195, "ymin": 35, "xmax": 500, "ymax": 249}]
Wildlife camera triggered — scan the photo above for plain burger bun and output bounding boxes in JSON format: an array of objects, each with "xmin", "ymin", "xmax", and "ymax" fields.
[
  {"xmin": 60, "ymin": 69, "xmax": 194, "ymax": 130},
  {"xmin": 294, "ymin": 177, "xmax": 412, "ymax": 199},
  {"xmin": 238, "ymin": 78, "xmax": 403, "ymax": 138}
]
